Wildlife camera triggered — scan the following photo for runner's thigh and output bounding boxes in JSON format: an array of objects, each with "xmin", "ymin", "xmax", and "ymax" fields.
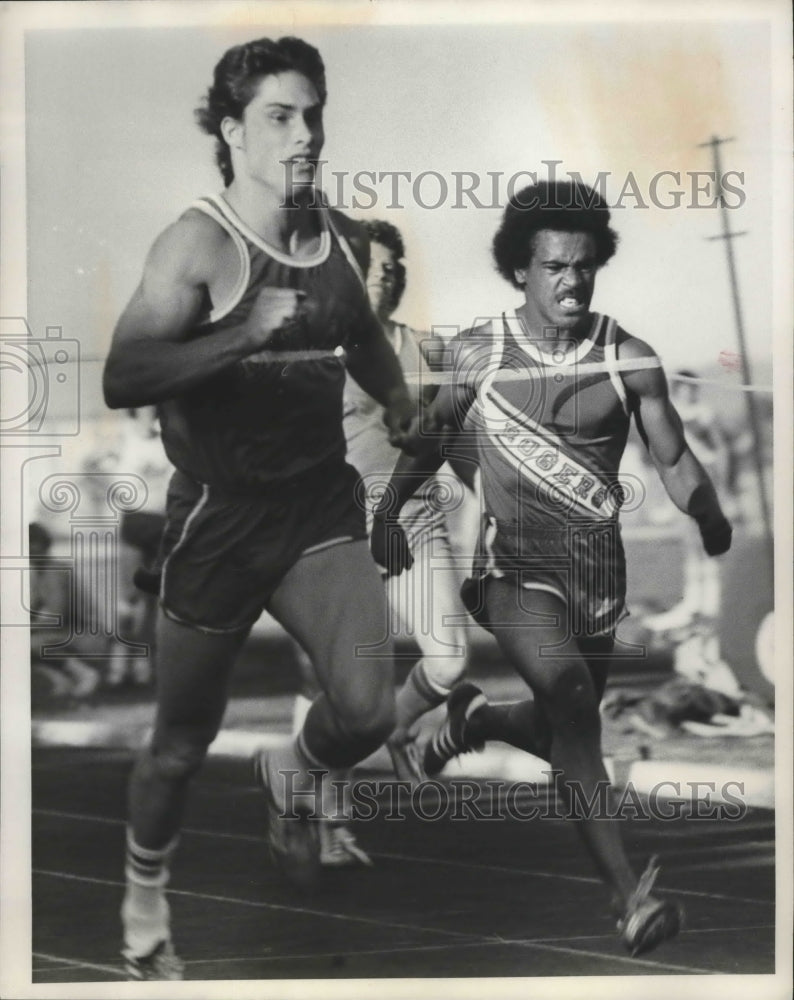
[
  {"xmin": 484, "ymin": 577, "xmax": 596, "ymax": 702},
  {"xmin": 268, "ymin": 540, "xmax": 394, "ymax": 712},
  {"xmin": 152, "ymin": 612, "xmax": 250, "ymax": 744}
]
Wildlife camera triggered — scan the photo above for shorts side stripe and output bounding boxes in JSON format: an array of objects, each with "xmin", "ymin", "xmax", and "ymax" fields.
[
  {"xmin": 483, "ymin": 516, "xmax": 504, "ymax": 577},
  {"xmin": 160, "ymin": 483, "xmax": 210, "ymax": 597},
  {"xmin": 520, "ymin": 581, "xmax": 567, "ymax": 604},
  {"xmin": 300, "ymin": 534, "xmax": 356, "ymax": 558},
  {"xmin": 160, "ymin": 604, "xmax": 252, "ymax": 635}
]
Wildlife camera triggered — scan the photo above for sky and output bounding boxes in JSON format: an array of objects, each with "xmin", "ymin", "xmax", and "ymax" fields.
[{"xmin": 11, "ymin": 5, "xmax": 787, "ymax": 426}]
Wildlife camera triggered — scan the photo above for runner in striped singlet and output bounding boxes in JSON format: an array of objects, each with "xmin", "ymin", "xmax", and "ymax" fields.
[{"xmin": 371, "ymin": 179, "xmax": 733, "ymax": 957}]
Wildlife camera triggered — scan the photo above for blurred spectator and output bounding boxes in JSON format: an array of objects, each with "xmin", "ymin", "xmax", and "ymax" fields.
[
  {"xmin": 106, "ymin": 407, "xmax": 172, "ymax": 687},
  {"xmin": 29, "ymin": 521, "xmax": 102, "ymax": 703},
  {"xmin": 644, "ymin": 373, "xmax": 738, "ymax": 691}
]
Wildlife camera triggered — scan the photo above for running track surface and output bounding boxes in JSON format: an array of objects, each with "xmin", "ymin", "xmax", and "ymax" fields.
[{"xmin": 31, "ymin": 747, "xmax": 775, "ymax": 983}]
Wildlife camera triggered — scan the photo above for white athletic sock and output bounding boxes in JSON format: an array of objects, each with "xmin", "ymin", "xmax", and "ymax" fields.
[
  {"xmin": 295, "ymin": 731, "xmax": 353, "ymax": 820},
  {"xmin": 268, "ymin": 734, "xmax": 351, "ymax": 820},
  {"xmin": 122, "ymin": 891, "xmax": 171, "ymax": 958},
  {"xmin": 122, "ymin": 829, "xmax": 178, "ymax": 956},
  {"xmin": 291, "ymin": 694, "xmax": 313, "ymax": 736},
  {"xmin": 394, "ymin": 660, "xmax": 448, "ymax": 734}
]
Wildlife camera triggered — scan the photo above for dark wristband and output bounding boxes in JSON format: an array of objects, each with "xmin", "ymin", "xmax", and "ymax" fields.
[{"xmin": 697, "ymin": 515, "xmax": 732, "ymax": 556}]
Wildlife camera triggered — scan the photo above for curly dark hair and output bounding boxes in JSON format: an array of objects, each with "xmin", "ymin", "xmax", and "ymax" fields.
[
  {"xmin": 363, "ymin": 219, "xmax": 407, "ymax": 312},
  {"xmin": 493, "ymin": 180, "xmax": 619, "ymax": 289},
  {"xmin": 195, "ymin": 36, "xmax": 327, "ymax": 186},
  {"xmin": 362, "ymin": 219, "xmax": 405, "ymax": 260}
]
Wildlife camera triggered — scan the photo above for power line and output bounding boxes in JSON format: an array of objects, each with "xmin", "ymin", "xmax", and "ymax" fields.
[{"xmin": 698, "ymin": 134, "xmax": 773, "ymax": 555}]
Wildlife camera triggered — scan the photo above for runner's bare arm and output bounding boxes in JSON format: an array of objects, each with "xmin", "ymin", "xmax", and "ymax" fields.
[
  {"xmin": 369, "ymin": 441, "xmax": 443, "ymax": 574},
  {"xmin": 621, "ymin": 336, "xmax": 732, "ymax": 555},
  {"xmin": 345, "ymin": 304, "xmax": 418, "ymax": 446},
  {"xmin": 103, "ymin": 213, "xmax": 304, "ymax": 409},
  {"xmin": 415, "ymin": 330, "xmax": 479, "ymax": 500},
  {"xmin": 372, "ymin": 332, "xmax": 480, "ymax": 514},
  {"xmin": 370, "ymin": 331, "xmax": 482, "ymax": 572}
]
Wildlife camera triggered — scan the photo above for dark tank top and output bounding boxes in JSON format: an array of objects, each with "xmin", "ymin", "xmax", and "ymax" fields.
[
  {"xmin": 159, "ymin": 195, "xmax": 370, "ymax": 492},
  {"xmin": 470, "ymin": 311, "xmax": 632, "ymax": 529}
]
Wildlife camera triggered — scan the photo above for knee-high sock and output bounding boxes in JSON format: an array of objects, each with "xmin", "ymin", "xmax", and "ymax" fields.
[
  {"xmin": 394, "ymin": 660, "xmax": 448, "ymax": 733},
  {"xmin": 265, "ymin": 727, "xmax": 351, "ymax": 820},
  {"xmin": 122, "ymin": 828, "xmax": 179, "ymax": 955},
  {"xmin": 297, "ymin": 690, "xmax": 391, "ymax": 771},
  {"xmin": 473, "ymin": 699, "xmax": 552, "ymax": 761}
]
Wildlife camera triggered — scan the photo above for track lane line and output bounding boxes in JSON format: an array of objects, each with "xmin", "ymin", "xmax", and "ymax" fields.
[
  {"xmin": 33, "ymin": 808, "xmax": 773, "ymax": 906},
  {"xmin": 33, "ymin": 951, "xmax": 126, "ymax": 978},
  {"xmin": 33, "ymin": 868, "xmax": 714, "ymax": 975}
]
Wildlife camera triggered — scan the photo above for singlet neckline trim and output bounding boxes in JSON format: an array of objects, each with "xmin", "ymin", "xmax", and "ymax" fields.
[
  {"xmin": 204, "ymin": 192, "xmax": 331, "ymax": 267},
  {"xmin": 503, "ymin": 310, "xmax": 600, "ymax": 366},
  {"xmin": 387, "ymin": 321, "xmax": 403, "ymax": 356},
  {"xmin": 388, "ymin": 323, "xmax": 429, "ymax": 376}
]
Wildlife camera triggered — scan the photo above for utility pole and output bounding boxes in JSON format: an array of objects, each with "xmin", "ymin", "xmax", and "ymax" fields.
[{"xmin": 699, "ymin": 135, "xmax": 774, "ymax": 559}]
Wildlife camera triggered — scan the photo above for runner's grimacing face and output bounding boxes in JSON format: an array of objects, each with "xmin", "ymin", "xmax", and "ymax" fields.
[{"xmin": 517, "ymin": 230, "xmax": 598, "ymax": 335}]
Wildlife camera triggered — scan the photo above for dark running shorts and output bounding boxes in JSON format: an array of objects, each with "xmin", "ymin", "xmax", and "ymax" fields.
[
  {"xmin": 460, "ymin": 514, "xmax": 627, "ymax": 639},
  {"xmin": 160, "ymin": 461, "xmax": 367, "ymax": 633},
  {"xmin": 120, "ymin": 511, "xmax": 167, "ymax": 563}
]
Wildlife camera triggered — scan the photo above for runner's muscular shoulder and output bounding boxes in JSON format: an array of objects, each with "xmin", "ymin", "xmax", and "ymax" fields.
[
  {"xmin": 615, "ymin": 328, "xmax": 667, "ymax": 401},
  {"xmin": 115, "ymin": 209, "xmax": 231, "ymax": 345},
  {"xmin": 616, "ymin": 327, "xmax": 686, "ymax": 463}
]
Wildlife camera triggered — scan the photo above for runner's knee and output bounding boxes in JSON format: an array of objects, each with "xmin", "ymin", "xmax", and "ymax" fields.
[
  {"xmin": 543, "ymin": 665, "xmax": 600, "ymax": 732},
  {"xmin": 335, "ymin": 686, "xmax": 395, "ymax": 747},
  {"xmin": 148, "ymin": 736, "xmax": 211, "ymax": 781}
]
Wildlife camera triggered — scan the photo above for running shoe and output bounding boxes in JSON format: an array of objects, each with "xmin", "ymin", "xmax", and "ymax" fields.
[
  {"xmin": 319, "ymin": 822, "xmax": 374, "ymax": 867},
  {"xmin": 253, "ymin": 749, "xmax": 321, "ymax": 890},
  {"xmin": 123, "ymin": 939, "xmax": 184, "ymax": 981},
  {"xmin": 618, "ymin": 855, "xmax": 684, "ymax": 956},
  {"xmin": 423, "ymin": 682, "xmax": 488, "ymax": 777},
  {"xmin": 386, "ymin": 728, "xmax": 427, "ymax": 785}
]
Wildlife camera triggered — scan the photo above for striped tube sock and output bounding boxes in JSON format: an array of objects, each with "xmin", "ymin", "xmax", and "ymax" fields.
[
  {"xmin": 429, "ymin": 687, "xmax": 488, "ymax": 762},
  {"xmin": 395, "ymin": 660, "xmax": 449, "ymax": 732},
  {"xmin": 122, "ymin": 829, "xmax": 179, "ymax": 957}
]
